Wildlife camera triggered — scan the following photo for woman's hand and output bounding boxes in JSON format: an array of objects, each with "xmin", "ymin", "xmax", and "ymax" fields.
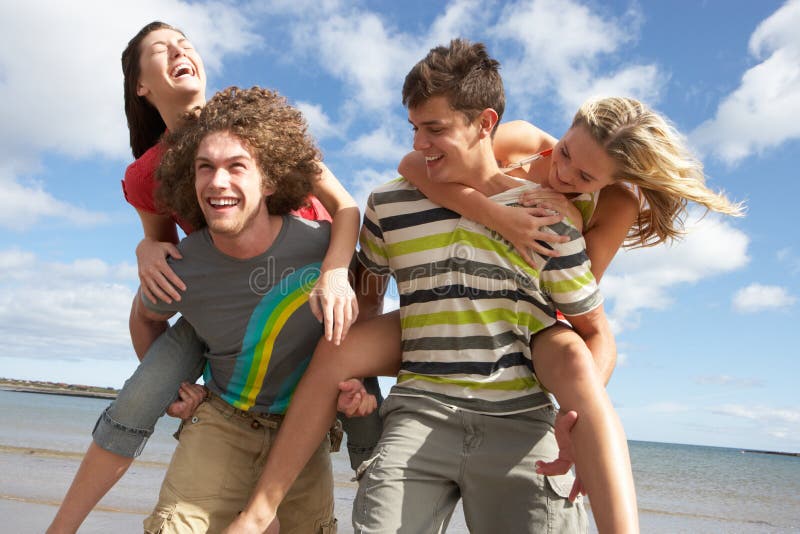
[
  {"xmin": 136, "ymin": 237, "xmax": 186, "ymax": 304},
  {"xmin": 309, "ymin": 267, "xmax": 359, "ymax": 346},
  {"xmin": 535, "ymin": 410, "xmax": 586, "ymax": 502},
  {"xmin": 519, "ymin": 188, "xmax": 584, "ymax": 233},
  {"xmin": 495, "ymin": 203, "xmax": 569, "ymax": 267}
]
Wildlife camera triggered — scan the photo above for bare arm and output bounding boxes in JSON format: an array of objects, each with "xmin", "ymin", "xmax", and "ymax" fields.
[
  {"xmin": 308, "ymin": 162, "xmax": 361, "ymax": 345},
  {"xmin": 399, "ymin": 121, "xmax": 566, "ymax": 264},
  {"xmin": 134, "ymin": 209, "xmax": 186, "ymax": 304},
  {"xmin": 353, "ymin": 260, "xmax": 389, "ymax": 321},
  {"xmin": 128, "ymin": 289, "xmax": 175, "ymax": 361},
  {"xmin": 582, "ymin": 184, "xmax": 639, "ymax": 282}
]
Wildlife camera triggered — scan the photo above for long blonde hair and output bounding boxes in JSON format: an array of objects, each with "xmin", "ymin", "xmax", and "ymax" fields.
[{"xmin": 573, "ymin": 97, "xmax": 744, "ymax": 247}]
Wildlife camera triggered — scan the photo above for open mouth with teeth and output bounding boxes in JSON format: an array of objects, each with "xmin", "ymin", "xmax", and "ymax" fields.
[
  {"xmin": 425, "ymin": 155, "xmax": 443, "ymax": 165},
  {"xmin": 208, "ymin": 197, "xmax": 239, "ymax": 209},
  {"xmin": 171, "ymin": 62, "xmax": 196, "ymax": 79}
]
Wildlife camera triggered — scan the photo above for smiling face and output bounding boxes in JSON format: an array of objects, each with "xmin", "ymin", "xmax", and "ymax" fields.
[
  {"xmin": 136, "ymin": 28, "xmax": 205, "ymax": 107},
  {"xmin": 547, "ymin": 124, "xmax": 617, "ymax": 194},
  {"xmin": 194, "ymin": 131, "xmax": 271, "ymax": 238},
  {"xmin": 409, "ymin": 95, "xmax": 490, "ymax": 185}
]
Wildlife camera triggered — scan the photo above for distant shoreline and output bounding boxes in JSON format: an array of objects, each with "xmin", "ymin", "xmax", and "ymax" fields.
[
  {"xmin": 0, "ymin": 379, "xmax": 117, "ymax": 400},
  {"xmin": 741, "ymin": 448, "xmax": 800, "ymax": 458}
]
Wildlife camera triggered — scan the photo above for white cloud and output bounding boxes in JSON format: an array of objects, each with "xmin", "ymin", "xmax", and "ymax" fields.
[
  {"xmin": 690, "ymin": 0, "xmax": 800, "ymax": 164},
  {"xmin": 348, "ymin": 167, "xmax": 401, "ymax": 215},
  {"xmin": 601, "ymin": 210, "xmax": 750, "ymax": 330},
  {"xmin": 694, "ymin": 375, "xmax": 765, "ymax": 388},
  {"xmin": 307, "ymin": 13, "xmax": 419, "ymax": 113},
  {"xmin": 493, "ymin": 0, "xmax": 662, "ymax": 117},
  {"xmin": 0, "ymin": 173, "xmax": 108, "ymax": 230},
  {"xmin": 0, "ymin": 1, "xmax": 259, "ymax": 230},
  {"xmin": 347, "ymin": 127, "xmax": 409, "ymax": 163},
  {"xmin": 0, "ymin": 249, "xmax": 137, "ymax": 361},
  {"xmin": 426, "ymin": 0, "xmax": 484, "ymax": 45},
  {"xmin": 714, "ymin": 404, "xmax": 800, "ymax": 425},
  {"xmin": 297, "ymin": 101, "xmax": 340, "ymax": 141},
  {"xmin": 733, "ymin": 283, "xmax": 796, "ymax": 313}
]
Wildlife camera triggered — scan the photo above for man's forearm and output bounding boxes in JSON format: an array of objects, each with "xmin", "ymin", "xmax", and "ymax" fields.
[{"xmin": 354, "ymin": 263, "xmax": 388, "ymax": 321}]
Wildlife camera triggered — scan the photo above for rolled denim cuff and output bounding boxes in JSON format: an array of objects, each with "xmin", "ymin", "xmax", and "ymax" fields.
[{"xmin": 92, "ymin": 405, "xmax": 153, "ymax": 458}]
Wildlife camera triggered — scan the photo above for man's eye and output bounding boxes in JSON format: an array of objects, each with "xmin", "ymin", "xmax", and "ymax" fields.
[{"xmin": 560, "ymin": 147, "xmax": 569, "ymax": 159}]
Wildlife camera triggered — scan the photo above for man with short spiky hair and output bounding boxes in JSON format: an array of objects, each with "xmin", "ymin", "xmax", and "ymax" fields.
[{"xmin": 134, "ymin": 87, "xmax": 339, "ymax": 533}]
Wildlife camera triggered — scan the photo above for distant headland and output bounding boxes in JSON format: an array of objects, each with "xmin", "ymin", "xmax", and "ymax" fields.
[{"xmin": 0, "ymin": 377, "xmax": 118, "ymax": 399}]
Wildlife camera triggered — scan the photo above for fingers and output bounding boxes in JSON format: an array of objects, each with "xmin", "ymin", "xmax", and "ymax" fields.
[
  {"xmin": 337, "ymin": 380, "xmax": 376, "ymax": 417},
  {"xmin": 142, "ymin": 273, "xmax": 175, "ymax": 304},
  {"xmin": 555, "ymin": 410, "xmax": 579, "ymax": 433},
  {"xmin": 331, "ymin": 298, "xmax": 345, "ymax": 346},
  {"xmin": 308, "ymin": 290, "xmax": 324, "ymax": 323},
  {"xmin": 164, "ymin": 243, "xmax": 183, "ymax": 261},
  {"xmin": 167, "ymin": 383, "xmax": 206, "ymax": 420},
  {"xmin": 340, "ymin": 299, "xmax": 359, "ymax": 342},
  {"xmin": 160, "ymin": 263, "xmax": 187, "ymax": 294},
  {"xmin": 535, "ymin": 458, "xmax": 573, "ymax": 476},
  {"xmin": 141, "ymin": 283, "xmax": 158, "ymax": 305},
  {"xmin": 323, "ymin": 297, "xmax": 335, "ymax": 343},
  {"xmin": 569, "ymin": 476, "xmax": 586, "ymax": 502}
]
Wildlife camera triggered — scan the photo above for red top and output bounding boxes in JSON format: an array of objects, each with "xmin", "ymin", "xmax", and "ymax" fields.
[{"xmin": 122, "ymin": 143, "xmax": 332, "ymax": 235}]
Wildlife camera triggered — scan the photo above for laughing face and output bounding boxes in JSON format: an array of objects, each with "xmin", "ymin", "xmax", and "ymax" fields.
[
  {"xmin": 546, "ymin": 125, "xmax": 617, "ymax": 194},
  {"xmin": 194, "ymin": 131, "xmax": 272, "ymax": 238},
  {"xmin": 408, "ymin": 95, "xmax": 486, "ymax": 185},
  {"xmin": 136, "ymin": 28, "xmax": 205, "ymax": 106}
]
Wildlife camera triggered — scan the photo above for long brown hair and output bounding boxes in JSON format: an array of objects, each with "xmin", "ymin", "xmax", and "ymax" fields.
[{"xmin": 121, "ymin": 21, "xmax": 184, "ymax": 159}]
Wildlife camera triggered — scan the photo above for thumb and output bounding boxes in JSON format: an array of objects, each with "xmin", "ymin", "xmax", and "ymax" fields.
[{"xmin": 165, "ymin": 243, "xmax": 183, "ymax": 259}]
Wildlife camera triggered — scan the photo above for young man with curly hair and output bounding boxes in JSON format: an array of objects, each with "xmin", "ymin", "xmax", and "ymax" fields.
[{"xmin": 133, "ymin": 87, "xmax": 339, "ymax": 533}]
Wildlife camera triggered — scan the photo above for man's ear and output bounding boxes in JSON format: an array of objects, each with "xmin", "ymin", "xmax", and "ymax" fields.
[
  {"xmin": 478, "ymin": 108, "xmax": 499, "ymax": 139},
  {"xmin": 261, "ymin": 175, "xmax": 276, "ymax": 197}
]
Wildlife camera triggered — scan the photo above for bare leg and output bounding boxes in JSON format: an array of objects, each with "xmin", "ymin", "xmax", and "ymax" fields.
[
  {"xmin": 532, "ymin": 324, "xmax": 638, "ymax": 534},
  {"xmin": 228, "ymin": 311, "xmax": 402, "ymax": 531},
  {"xmin": 46, "ymin": 443, "xmax": 133, "ymax": 534}
]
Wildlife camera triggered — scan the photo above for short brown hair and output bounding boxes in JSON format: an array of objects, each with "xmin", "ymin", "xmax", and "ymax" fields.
[
  {"xmin": 402, "ymin": 38, "xmax": 504, "ymax": 131},
  {"xmin": 156, "ymin": 86, "xmax": 321, "ymax": 229}
]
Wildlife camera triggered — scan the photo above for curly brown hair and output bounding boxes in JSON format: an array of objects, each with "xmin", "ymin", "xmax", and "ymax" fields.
[{"xmin": 155, "ymin": 86, "xmax": 321, "ymax": 229}]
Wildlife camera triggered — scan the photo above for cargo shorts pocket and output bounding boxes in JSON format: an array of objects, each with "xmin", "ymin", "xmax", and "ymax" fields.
[
  {"xmin": 353, "ymin": 447, "xmax": 386, "ymax": 482},
  {"xmin": 162, "ymin": 403, "xmax": 236, "ymax": 501},
  {"xmin": 318, "ymin": 516, "xmax": 338, "ymax": 533},
  {"xmin": 142, "ymin": 504, "xmax": 175, "ymax": 534},
  {"xmin": 545, "ymin": 473, "xmax": 579, "ymax": 501}
]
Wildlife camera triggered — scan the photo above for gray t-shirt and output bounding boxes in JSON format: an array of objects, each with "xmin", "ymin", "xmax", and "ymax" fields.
[{"xmin": 144, "ymin": 215, "xmax": 329, "ymax": 414}]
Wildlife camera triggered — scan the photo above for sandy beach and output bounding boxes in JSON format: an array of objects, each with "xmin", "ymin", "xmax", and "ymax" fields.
[{"xmin": 3, "ymin": 389, "xmax": 798, "ymax": 533}]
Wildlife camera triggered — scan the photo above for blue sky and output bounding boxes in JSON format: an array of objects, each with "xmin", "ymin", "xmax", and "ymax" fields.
[{"xmin": 0, "ymin": 0, "xmax": 797, "ymax": 453}]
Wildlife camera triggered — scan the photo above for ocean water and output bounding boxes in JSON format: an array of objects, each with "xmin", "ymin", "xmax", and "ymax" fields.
[{"xmin": 1, "ymin": 389, "xmax": 798, "ymax": 533}]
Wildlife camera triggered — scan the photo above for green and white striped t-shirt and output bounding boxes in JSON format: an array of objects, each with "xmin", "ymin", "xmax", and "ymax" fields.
[{"xmin": 357, "ymin": 177, "xmax": 603, "ymax": 414}]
